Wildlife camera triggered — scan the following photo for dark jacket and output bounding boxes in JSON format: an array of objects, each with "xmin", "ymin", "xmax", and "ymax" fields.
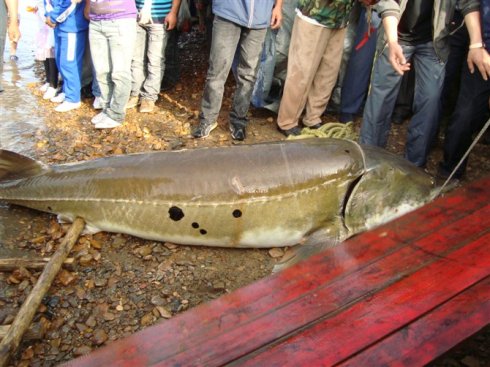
[{"xmin": 375, "ymin": 0, "xmax": 481, "ymax": 61}]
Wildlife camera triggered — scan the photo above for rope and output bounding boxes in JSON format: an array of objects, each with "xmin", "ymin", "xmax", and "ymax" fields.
[{"xmin": 287, "ymin": 122, "xmax": 357, "ymax": 141}]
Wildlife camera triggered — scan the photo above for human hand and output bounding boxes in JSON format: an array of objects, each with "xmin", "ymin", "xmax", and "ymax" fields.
[
  {"xmin": 138, "ymin": 0, "xmax": 152, "ymax": 25},
  {"xmin": 467, "ymin": 47, "xmax": 490, "ymax": 81},
  {"xmin": 387, "ymin": 41, "xmax": 410, "ymax": 75},
  {"xmin": 45, "ymin": 17, "xmax": 57, "ymax": 28},
  {"xmin": 270, "ymin": 6, "xmax": 282, "ymax": 29},
  {"xmin": 165, "ymin": 10, "xmax": 177, "ymax": 30}
]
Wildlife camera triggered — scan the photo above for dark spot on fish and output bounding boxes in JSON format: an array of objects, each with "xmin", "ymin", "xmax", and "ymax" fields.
[
  {"xmin": 48, "ymin": 206, "xmax": 53, "ymax": 211},
  {"xmin": 232, "ymin": 209, "xmax": 242, "ymax": 218},
  {"xmin": 345, "ymin": 150, "xmax": 350, "ymax": 154},
  {"xmin": 169, "ymin": 206, "xmax": 184, "ymax": 221},
  {"xmin": 200, "ymin": 229, "xmax": 207, "ymax": 235},
  {"xmin": 192, "ymin": 222, "xmax": 199, "ymax": 229}
]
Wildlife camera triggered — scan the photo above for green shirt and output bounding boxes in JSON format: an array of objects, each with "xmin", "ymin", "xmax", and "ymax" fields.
[{"xmin": 298, "ymin": 0, "xmax": 355, "ymax": 28}]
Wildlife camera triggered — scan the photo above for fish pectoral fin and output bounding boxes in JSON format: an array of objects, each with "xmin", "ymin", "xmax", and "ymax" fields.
[
  {"xmin": 0, "ymin": 150, "xmax": 50, "ymax": 181},
  {"xmin": 82, "ymin": 223, "xmax": 103, "ymax": 235},
  {"xmin": 272, "ymin": 230, "xmax": 339, "ymax": 273}
]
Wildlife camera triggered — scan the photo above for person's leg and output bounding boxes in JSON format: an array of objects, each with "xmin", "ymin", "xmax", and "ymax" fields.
[
  {"xmin": 140, "ymin": 23, "xmax": 168, "ymax": 103},
  {"xmin": 89, "ymin": 20, "xmax": 112, "ymax": 111},
  {"xmin": 440, "ymin": 64, "xmax": 490, "ymax": 178},
  {"xmin": 104, "ymin": 18, "xmax": 137, "ymax": 122},
  {"xmin": 302, "ymin": 27, "xmax": 346, "ymax": 127},
  {"xmin": 130, "ymin": 24, "xmax": 147, "ymax": 98},
  {"xmin": 360, "ymin": 44, "xmax": 412, "ymax": 147},
  {"xmin": 198, "ymin": 16, "xmax": 241, "ymax": 127},
  {"xmin": 406, "ymin": 42, "xmax": 446, "ymax": 167},
  {"xmin": 339, "ymin": 8, "xmax": 378, "ymax": 122},
  {"xmin": 0, "ymin": 0, "xmax": 6, "ymax": 91},
  {"xmin": 277, "ymin": 16, "xmax": 335, "ymax": 130},
  {"xmin": 56, "ymin": 31, "xmax": 86, "ymax": 104},
  {"xmin": 229, "ymin": 26, "xmax": 267, "ymax": 135}
]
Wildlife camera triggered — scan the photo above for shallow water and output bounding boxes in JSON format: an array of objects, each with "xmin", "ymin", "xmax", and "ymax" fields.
[
  {"xmin": 1, "ymin": 8, "xmax": 44, "ymax": 153},
  {"xmin": 0, "ymin": 10, "xmax": 48, "ymax": 248}
]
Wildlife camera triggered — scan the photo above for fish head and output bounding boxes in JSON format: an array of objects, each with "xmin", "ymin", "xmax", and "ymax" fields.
[{"xmin": 343, "ymin": 145, "xmax": 435, "ymax": 234}]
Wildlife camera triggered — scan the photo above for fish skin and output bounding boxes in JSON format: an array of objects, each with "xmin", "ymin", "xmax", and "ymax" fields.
[{"xmin": 0, "ymin": 139, "xmax": 434, "ymax": 252}]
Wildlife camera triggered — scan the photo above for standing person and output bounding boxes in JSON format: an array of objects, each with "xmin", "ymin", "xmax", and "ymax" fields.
[
  {"xmin": 27, "ymin": 0, "xmax": 59, "ymax": 100},
  {"xmin": 127, "ymin": 0, "xmax": 181, "ymax": 113},
  {"xmin": 45, "ymin": 0, "xmax": 89, "ymax": 112},
  {"xmin": 88, "ymin": 0, "xmax": 137, "ymax": 129},
  {"xmin": 359, "ymin": 0, "xmax": 490, "ymax": 168},
  {"xmin": 438, "ymin": 0, "xmax": 490, "ymax": 179},
  {"xmin": 191, "ymin": 0, "xmax": 283, "ymax": 141},
  {"xmin": 0, "ymin": 0, "xmax": 20, "ymax": 92},
  {"xmin": 276, "ymin": 0, "xmax": 375, "ymax": 136}
]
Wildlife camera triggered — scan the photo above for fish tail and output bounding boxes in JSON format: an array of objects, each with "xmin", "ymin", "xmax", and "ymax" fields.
[{"xmin": 0, "ymin": 150, "xmax": 49, "ymax": 181}]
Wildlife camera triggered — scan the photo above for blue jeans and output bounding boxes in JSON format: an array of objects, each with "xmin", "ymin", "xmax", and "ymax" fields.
[
  {"xmin": 131, "ymin": 23, "xmax": 169, "ymax": 102},
  {"xmin": 360, "ymin": 41, "xmax": 446, "ymax": 167},
  {"xmin": 200, "ymin": 16, "xmax": 267, "ymax": 129},
  {"xmin": 89, "ymin": 18, "xmax": 136, "ymax": 122},
  {"xmin": 440, "ymin": 60, "xmax": 490, "ymax": 177}
]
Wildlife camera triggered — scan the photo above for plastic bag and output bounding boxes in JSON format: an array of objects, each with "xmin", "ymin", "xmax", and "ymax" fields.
[{"xmin": 178, "ymin": 0, "xmax": 192, "ymax": 32}]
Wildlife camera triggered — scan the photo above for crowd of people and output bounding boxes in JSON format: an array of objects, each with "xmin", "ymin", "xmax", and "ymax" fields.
[{"xmin": 1, "ymin": 0, "xmax": 489, "ymax": 180}]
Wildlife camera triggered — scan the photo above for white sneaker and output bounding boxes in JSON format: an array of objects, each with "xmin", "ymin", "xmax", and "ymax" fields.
[
  {"xmin": 43, "ymin": 87, "xmax": 57, "ymax": 100},
  {"xmin": 94, "ymin": 114, "xmax": 122, "ymax": 129},
  {"xmin": 93, "ymin": 96, "xmax": 103, "ymax": 110},
  {"xmin": 55, "ymin": 101, "xmax": 81, "ymax": 112},
  {"xmin": 91, "ymin": 111, "xmax": 107, "ymax": 124},
  {"xmin": 51, "ymin": 92, "xmax": 65, "ymax": 103},
  {"xmin": 39, "ymin": 83, "xmax": 50, "ymax": 92}
]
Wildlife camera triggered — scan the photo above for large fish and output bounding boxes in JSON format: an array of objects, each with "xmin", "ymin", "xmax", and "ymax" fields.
[{"xmin": 0, "ymin": 139, "xmax": 434, "ymax": 269}]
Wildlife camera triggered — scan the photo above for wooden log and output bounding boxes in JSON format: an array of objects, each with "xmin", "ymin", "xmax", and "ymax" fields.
[
  {"xmin": 0, "ymin": 257, "xmax": 75, "ymax": 272},
  {"xmin": 0, "ymin": 217, "xmax": 85, "ymax": 367},
  {"xmin": 0, "ymin": 322, "xmax": 46, "ymax": 342}
]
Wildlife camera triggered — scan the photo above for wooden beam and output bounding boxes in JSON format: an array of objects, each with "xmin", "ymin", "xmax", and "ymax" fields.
[{"xmin": 0, "ymin": 257, "xmax": 75, "ymax": 272}]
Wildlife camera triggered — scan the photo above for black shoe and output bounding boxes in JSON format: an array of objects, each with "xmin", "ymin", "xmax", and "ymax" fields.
[
  {"xmin": 230, "ymin": 125, "xmax": 246, "ymax": 141},
  {"xmin": 391, "ymin": 114, "xmax": 406, "ymax": 125},
  {"xmin": 278, "ymin": 126, "xmax": 302, "ymax": 137},
  {"xmin": 192, "ymin": 121, "xmax": 218, "ymax": 138},
  {"xmin": 308, "ymin": 122, "xmax": 324, "ymax": 129}
]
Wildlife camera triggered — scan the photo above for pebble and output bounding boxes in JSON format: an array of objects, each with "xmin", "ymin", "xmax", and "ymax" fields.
[
  {"xmin": 268, "ymin": 248, "xmax": 284, "ymax": 258},
  {"xmin": 103, "ymin": 312, "xmax": 115, "ymax": 321},
  {"xmin": 72, "ymin": 346, "xmax": 92, "ymax": 357},
  {"xmin": 92, "ymin": 329, "xmax": 108, "ymax": 346},
  {"xmin": 140, "ymin": 313, "xmax": 155, "ymax": 327},
  {"xmin": 155, "ymin": 306, "xmax": 172, "ymax": 319},
  {"xmin": 85, "ymin": 315, "xmax": 97, "ymax": 328}
]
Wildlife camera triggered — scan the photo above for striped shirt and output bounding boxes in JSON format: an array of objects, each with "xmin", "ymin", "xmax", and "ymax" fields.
[{"xmin": 135, "ymin": 0, "xmax": 172, "ymax": 23}]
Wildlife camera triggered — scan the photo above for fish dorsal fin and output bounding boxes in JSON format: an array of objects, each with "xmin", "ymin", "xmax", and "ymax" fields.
[{"xmin": 0, "ymin": 150, "xmax": 49, "ymax": 181}]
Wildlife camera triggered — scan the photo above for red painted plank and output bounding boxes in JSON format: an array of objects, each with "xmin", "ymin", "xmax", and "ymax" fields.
[
  {"xmin": 64, "ymin": 177, "xmax": 490, "ymax": 367},
  {"xmin": 234, "ymin": 234, "xmax": 490, "ymax": 367},
  {"xmin": 339, "ymin": 278, "xmax": 490, "ymax": 367}
]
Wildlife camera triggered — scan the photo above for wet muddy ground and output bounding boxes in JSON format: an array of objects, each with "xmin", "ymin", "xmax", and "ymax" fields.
[{"xmin": 1, "ymin": 19, "xmax": 489, "ymax": 366}]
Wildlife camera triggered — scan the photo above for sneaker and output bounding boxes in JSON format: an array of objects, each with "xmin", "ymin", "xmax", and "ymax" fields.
[
  {"xmin": 55, "ymin": 101, "xmax": 81, "ymax": 112},
  {"xmin": 39, "ymin": 83, "xmax": 50, "ymax": 92},
  {"xmin": 91, "ymin": 112, "xmax": 107, "ymax": 125},
  {"xmin": 93, "ymin": 96, "xmax": 103, "ymax": 110},
  {"xmin": 51, "ymin": 92, "xmax": 65, "ymax": 103},
  {"xmin": 10, "ymin": 55, "xmax": 18, "ymax": 62},
  {"xmin": 230, "ymin": 125, "xmax": 246, "ymax": 141},
  {"xmin": 126, "ymin": 95, "xmax": 140, "ymax": 109},
  {"xmin": 278, "ymin": 126, "xmax": 302, "ymax": 137},
  {"xmin": 94, "ymin": 114, "xmax": 122, "ymax": 129},
  {"xmin": 43, "ymin": 87, "xmax": 57, "ymax": 100},
  {"xmin": 191, "ymin": 121, "xmax": 218, "ymax": 138},
  {"xmin": 139, "ymin": 99, "xmax": 155, "ymax": 113}
]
